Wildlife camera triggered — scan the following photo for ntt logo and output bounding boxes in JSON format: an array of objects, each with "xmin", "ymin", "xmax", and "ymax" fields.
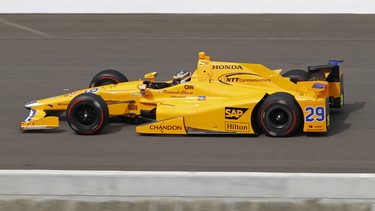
[
  {"xmin": 212, "ymin": 65, "xmax": 243, "ymax": 70},
  {"xmin": 150, "ymin": 125, "xmax": 183, "ymax": 130}
]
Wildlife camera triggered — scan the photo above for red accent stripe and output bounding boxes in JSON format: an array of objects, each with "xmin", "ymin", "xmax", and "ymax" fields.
[
  {"xmin": 98, "ymin": 76, "xmax": 120, "ymax": 83},
  {"xmin": 282, "ymin": 110, "xmax": 297, "ymax": 136},
  {"xmin": 87, "ymin": 106, "xmax": 104, "ymax": 135},
  {"xmin": 260, "ymin": 102, "xmax": 274, "ymax": 134},
  {"xmin": 67, "ymin": 99, "xmax": 85, "ymax": 119}
]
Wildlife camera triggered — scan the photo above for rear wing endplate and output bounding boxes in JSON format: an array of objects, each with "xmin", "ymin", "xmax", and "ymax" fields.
[{"xmin": 308, "ymin": 60, "xmax": 343, "ymax": 82}]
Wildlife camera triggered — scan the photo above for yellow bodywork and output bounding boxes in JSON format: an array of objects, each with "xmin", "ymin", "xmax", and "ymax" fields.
[{"xmin": 21, "ymin": 52, "xmax": 344, "ymax": 135}]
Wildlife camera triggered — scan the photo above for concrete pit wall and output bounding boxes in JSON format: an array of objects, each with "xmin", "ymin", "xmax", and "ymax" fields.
[
  {"xmin": 0, "ymin": 0, "xmax": 375, "ymax": 13},
  {"xmin": 1, "ymin": 197, "xmax": 375, "ymax": 211},
  {"xmin": 1, "ymin": 170, "xmax": 375, "ymax": 211}
]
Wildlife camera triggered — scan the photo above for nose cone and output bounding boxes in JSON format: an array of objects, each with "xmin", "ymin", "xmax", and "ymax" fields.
[{"xmin": 25, "ymin": 101, "xmax": 39, "ymax": 109}]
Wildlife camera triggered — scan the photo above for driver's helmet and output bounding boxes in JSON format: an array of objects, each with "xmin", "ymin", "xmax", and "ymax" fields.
[{"xmin": 172, "ymin": 70, "xmax": 192, "ymax": 83}]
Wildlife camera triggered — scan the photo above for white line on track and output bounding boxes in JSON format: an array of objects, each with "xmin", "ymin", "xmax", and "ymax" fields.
[
  {"xmin": 0, "ymin": 36, "xmax": 374, "ymax": 41},
  {"xmin": 1, "ymin": 170, "xmax": 375, "ymax": 178},
  {"xmin": 0, "ymin": 17, "xmax": 50, "ymax": 37}
]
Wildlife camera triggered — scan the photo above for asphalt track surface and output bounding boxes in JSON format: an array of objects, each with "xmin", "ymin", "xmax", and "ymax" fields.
[{"xmin": 0, "ymin": 14, "xmax": 374, "ymax": 172}]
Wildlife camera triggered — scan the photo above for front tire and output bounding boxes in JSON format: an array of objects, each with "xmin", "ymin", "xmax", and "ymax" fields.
[
  {"xmin": 67, "ymin": 93, "xmax": 109, "ymax": 135},
  {"xmin": 258, "ymin": 93, "xmax": 302, "ymax": 137}
]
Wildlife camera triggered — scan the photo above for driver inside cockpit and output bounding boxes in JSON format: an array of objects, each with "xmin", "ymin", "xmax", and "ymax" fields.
[{"xmin": 172, "ymin": 70, "xmax": 192, "ymax": 84}]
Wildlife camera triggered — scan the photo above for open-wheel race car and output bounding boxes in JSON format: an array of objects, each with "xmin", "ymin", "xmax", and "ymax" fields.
[{"xmin": 21, "ymin": 52, "xmax": 344, "ymax": 137}]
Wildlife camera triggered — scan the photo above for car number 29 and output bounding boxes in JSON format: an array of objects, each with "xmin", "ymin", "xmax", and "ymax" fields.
[{"xmin": 305, "ymin": 106, "xmax": 325, "ymax": 122}]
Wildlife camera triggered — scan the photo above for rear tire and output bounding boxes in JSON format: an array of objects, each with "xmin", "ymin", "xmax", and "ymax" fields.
[
  {"xmin": 67, "ymin": 93, "xmax": 109, "ymax": 135},
  {"xmin": 282, "ymin": 69, "xmax": 308, "ymax": 83},
  {"xmin": 89, "ymin": 69, "xmax": 128, "ymax": 88},
  {"xmin": 258, "ymin": 93, "xmax": 302, "ymax": 137}
]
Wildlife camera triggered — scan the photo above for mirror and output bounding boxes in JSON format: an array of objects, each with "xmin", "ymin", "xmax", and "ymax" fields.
[{"xmin": 144, "ymin": 72, "xmax": 158, "ymax": 82}]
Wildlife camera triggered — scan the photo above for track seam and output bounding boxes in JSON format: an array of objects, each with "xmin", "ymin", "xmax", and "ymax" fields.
[{"xmin": 0, "ymin": 17, "xmax": 51, "ymax": 37}]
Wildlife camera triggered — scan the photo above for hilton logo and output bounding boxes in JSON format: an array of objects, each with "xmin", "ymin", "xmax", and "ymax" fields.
[{"xmin": 225, "ymin": 122, "xmax": 250, "ymax": 132}]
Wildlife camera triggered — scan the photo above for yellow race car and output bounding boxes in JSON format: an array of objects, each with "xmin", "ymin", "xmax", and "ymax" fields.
[{"xmin": 21, "ymin": 52, "xmax": 344, "ymax": 137}]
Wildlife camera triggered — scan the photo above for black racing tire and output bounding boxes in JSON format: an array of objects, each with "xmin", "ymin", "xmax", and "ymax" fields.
[
  {"xmin": 89, "ymin": 69, "xmax": 128, "ymax": 88},
  {"xmin": 258, "ymin": 93, "xmax": 302, "ymax": 137},
  {"xmin": 282, "ymin": 69, "xmax": 309, "ymax": 83},
  {"xmin": 66, "ymin": 93, "xmax": 109, "ymax": 135}
]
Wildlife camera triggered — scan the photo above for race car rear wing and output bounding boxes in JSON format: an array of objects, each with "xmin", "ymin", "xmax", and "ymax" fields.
[
  {"xmin": 308, "ymin": 60, "xmax": 344, "ymax": 108},
  {"xmin": 308, "ymin": 60, "xmax": 343, "ymax": 82}
]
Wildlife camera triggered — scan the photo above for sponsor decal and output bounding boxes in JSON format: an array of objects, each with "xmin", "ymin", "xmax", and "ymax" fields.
[
  {"xmin": 85, "ymin": 87, "xmax": 99, "ymax": 93},
  {"xmin": 132, "ymin": 93, "xmax": 141, "ymax": 97},
  {"xmin": 105, "ymin": 100, "xmax": 133, "ymax": 105},
  {"xmin": 106, "ymin": 100, "xmax": 120, "ymax": 103},
  {"xmin": 160, "ymin": 103, "xmax": 175, "ymax": 107},
  {"xmin": 225, "ymin": 107, "xmax": 249, "ymax": 120},
  {"xmin": 24, "ymin": 109, "xmax": 36, "ymax": 122},
  {"xmin": 184, "ymin": 85, "xmax": 194, "ymax": 90},
  {"xmin": 171, "ymin": 96, "xmax": 186, "ymax": 98},
  {"xmin": 128, "ymin": 104, "xmax": 138, "ymax": 111},
  {"xmin": 225, "ymin": 122, "xmax": 250, "ymax": 132},
  {"xmin": 306, "ymin": 127, "xmax": 326, "ymax": 132},
  {"xmin": 150, "ymin": 125, "xmax": 182, "ymax": 130},
  {"xmin": 150, "ymin": 124, "xmax": 183, "ymax": 133},
  {"xmin": 312, "ymin": 83, "xmax": 326, "ymax": 89},
  {"xmin": 218, "ymin": 73, "xmax": 271, "ymax": 85},
  {"xmin": 212, "ymin": 65, "xmax": 243, "ymax": 70},
  {"xmin": 198, "ymin": 96, "xmax": 206, "ymax": 101},
  {"xmin": 58, "ymin": 103, "xmax": 68, "ymax": 106},
  {"xmin": 159, "ymin": 90, "xmax": 193, "ymax": 95},
  {"xmin": 308, "ymin": 125, "xmax": 323, "ymax": 129}
]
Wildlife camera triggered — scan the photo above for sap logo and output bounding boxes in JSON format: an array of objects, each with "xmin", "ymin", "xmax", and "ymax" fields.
[
  {"xmin": 212, "ymin": 65, "xmax": 243, "ymax": 70},
  {"xmin": 225, "ymin": 107, "xmax": 249, "ymax": 120}
]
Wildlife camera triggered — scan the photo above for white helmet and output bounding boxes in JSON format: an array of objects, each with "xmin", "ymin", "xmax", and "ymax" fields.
[{"xmin": 173, "ymin": 70, "xmax": 192, "ymax": 83}]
